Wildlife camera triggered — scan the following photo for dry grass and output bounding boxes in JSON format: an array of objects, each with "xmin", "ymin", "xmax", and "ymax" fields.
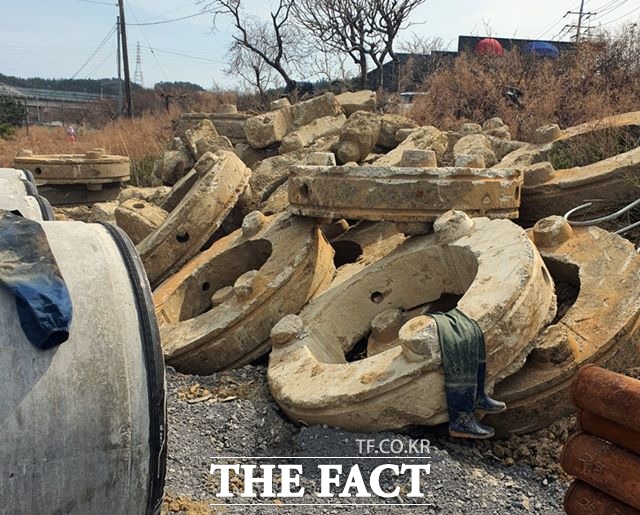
[
  {"xmin": 0, "ymin": 111, "xmax": 174, "ymax": 186},
  {"xmin": 408, "ymin": 27, "xmax": 640, "ymax": 142}
]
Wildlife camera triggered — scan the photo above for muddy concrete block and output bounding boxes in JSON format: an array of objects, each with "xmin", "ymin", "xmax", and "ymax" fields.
[
  {"xmin": 88, "ymin": 201, "xmax": 118, "ymax": 224},
  {"xmin": 245, "ymin": 108, "xmax": 294, "ymax": 149},
  {"xmin": 155, "ymin": 212, "xmax": 335, "ymax": 374},
  {"xmin": 378, "ymin": 114, "xmax": 419, "ymax": 150},
  {"xmin": 459, "ymin": 123, "xmax": 482, "ymax": 135},
  {"xmin": 306, "ymin": 152, "xmax": 337, "ymax": 166},
  {"xmin": 533, "ymin": 124, "xmax": 562, "ymax": 144},
  {"xmin": 455, "ymin": 154, "xmax": 486, "ymax": 168},
  {"xmin": 270, "ymin": 98, "xmax": 291, "ymax": 110},
  {"xmin": 118, "ymin": 186, "xmax": 171, "ymax": 206},
  {"xmin": 400, "ymin": 149, "xmax": 437, "ymax": 167},
  {"xmin": 234, "ymin": 142, "xmax": 277, "ymax": 169},
  {"xmin": 523, "ymin": 162, "xmax": 555, "ymax": 186},
  {"xmin": 336, "ymin": 111, "xmax": 382, "ymax": 164},
  {"xmin": 280, "ymin": 114, "xmax": 346, "ymax": 154},
  {"xmin": 184, "ymin": 119, "xmax": 219, "ymax": 159},
  {"xmin": 258, "ymin": 183, "xmax": 289, "ymax": 215},
  {"xmin": 374, "ymin": 126, "xmax": 448, "ymax": 167},
  {"xmin": 336, "ymin": 90, "xmax": 376, "ymax": 117},
  {"xmin": 115, "ymin": 198, "xmax": 168, "ymax": 245},
  {"xmin": 454, "ymin": 133, "xmax": 497, "ymax": 167},
  {"xmin": 139, "ymin": 150, "xmax": 252, "ymax": 287},
  {"xmin": 153, "ymin": 148, "xmax": 194, "ymax": 186}
]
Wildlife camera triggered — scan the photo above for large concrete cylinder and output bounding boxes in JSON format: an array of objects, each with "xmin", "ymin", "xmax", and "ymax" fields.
[
  {"xmin": 0, "ymin": 167, "xmax": 55, "ymax": 221},
  {"xmin": 0, "ymin": 221, "xmax": 166, "ymax": 514}
]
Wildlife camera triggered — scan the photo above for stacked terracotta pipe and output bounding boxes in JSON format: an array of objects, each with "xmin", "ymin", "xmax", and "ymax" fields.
[{"xmin": 561, "ymin": 365, "xmax": 640, "ymax": 515}]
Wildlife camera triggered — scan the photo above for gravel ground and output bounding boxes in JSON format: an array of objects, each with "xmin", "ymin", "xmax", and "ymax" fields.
[{"xmin": 162, "ymin": 364, "xmax": 568, "ymax": 515}]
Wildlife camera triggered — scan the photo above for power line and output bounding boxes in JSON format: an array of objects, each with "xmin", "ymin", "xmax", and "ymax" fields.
[
  {"xmin": 70, "ymin": 23, "xmax": 117, "ymax": 79},
  {"xmin": 598, "ymin": 4, "xmax": 640, "ymax": 26},
  {"xmin": 73, "ymin": 0, "xmax": 117, "ymax": 6},
  {"xmin": 126, "ymin": 0, "xmax": 168, "ymax": 81},
  {"xmin": 142, "ymin": 46, "xmax": 227, "ymax": 64},
  {"xmin": 128, "ymin": 8, "xmax": 216, "ymax": 26}
]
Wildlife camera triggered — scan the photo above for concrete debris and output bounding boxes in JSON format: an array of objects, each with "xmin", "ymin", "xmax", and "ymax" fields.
[
  {"xmin": 154, "ymin": 212, "xmax": 335, "ymax": 374},
  {"xmin": 378, "ymin": 114, "xmax": 419, "ymax": 150},
  {"xmin": 88, "ymin": 201, "xmax": 118, "ymax": 224},
  {"xmin": 374, "ymin": 125, "xmax": 449, "ymax": 166},
  {"xmin": 139, "ymin": 150, "xmax": 251, "ymax": 287},
  {"xmin": 42, "ymin": 96, "xmax": 639, "ymax": 450},
  {"xmin": 454, "ymin": 134, "xmax": 498, "ymax": 167},
  {"xmin": 118, "ymin": 186, "xmax": 171, "ymax": 207},
  {"xmin": 335, "ymin": 90, "xmax": 377, "ymax": 116},
  {"xmin": 267, "ymin": 212, "xmax": 556, "ymax": 431},
  {"xmin": 335, "ymin": 111, "xmax": 382, "ymax": 164},
  {"xmin": 245, "ymin": 92, "xmax": 343, "ymax": 149},
  {"xmin": 115, "ymin": 198, "xmax": 168, "ymax": 244},
  {"xmin": 279, "ymin": 114, "xmax": 346, "ymax": 154},
  {"xmin": 177, "ymin": 108, "xmax": 250, "ymax": 146}
]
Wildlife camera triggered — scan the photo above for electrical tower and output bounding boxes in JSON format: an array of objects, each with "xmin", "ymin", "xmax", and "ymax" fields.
[
  {"xmin": 134, "ymin": 41, "xmax": 144, "ymax": 88},
  {"xmin": 562, "ymin": 0, "xmax": 597, "ymax": 41}
]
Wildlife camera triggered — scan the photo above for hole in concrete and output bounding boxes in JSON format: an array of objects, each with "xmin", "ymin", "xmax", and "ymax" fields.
[
  {"xmin": 299, "ymin": 183, "xmax": 310, "ymax": 197},
  {"xmin": 345, "ymin": 293, "xmax": 463, "ymax": 363},
  {"xmin": 34, "ymin": 167, "xmax": 42, "ymax": 175},
  {"xmin": 332, "ymin": 240, "xmax": 363, "ymax": 268},
  {"xmin": 543, "ymin": 258, "xmax": 580, "ymax": 325},
  {"xmin": 134, "ymin": 203, "xmax": 145, "ymax": 209},
  {"xmin": 305, "ymin": 245, "xmax": 479, "ymax": 365},
  {"xmin": 371, "ymin": 291, "xmax": 384, "ymax": 303},
  {"xmin": 175, "ymin": 239, "xmax": 273, "ymax": 321},
  {"xmin": 176, "ymin": 231, "xmax": 190, "ymax": 243},
  {"xmin": 547, "ymin": 125, "xmax": 640, "ymax": 169},
  {"xmin": 515, "ymin": 185, "xmax": 521, "ymax": 201}
]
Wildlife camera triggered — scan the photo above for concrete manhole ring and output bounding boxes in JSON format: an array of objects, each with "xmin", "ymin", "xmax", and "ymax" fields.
[
  {"xmin": 488, "ymin": 216, "xmax": 640, "ymax": 435},
  {"xmin": 14, "ymin": 149, "xmax": 131, "ymax": 186},
  {"xmin": 267, "ymin": 211, "xmax": 557, "ymax": 432},
  {"xmin": 497, "ymin": 111, "xmax": 640, "ymax": 224},
  {"xmin": 138, "ymin": 151, "xmax": 251, "ymax": 287},
  {"xmin": 288, "ymin": 166, "xmax": 523, "ymax": 222},
  {"xmin": 154, "ymin": 211, "xmax": 335, "ymax": 375}
]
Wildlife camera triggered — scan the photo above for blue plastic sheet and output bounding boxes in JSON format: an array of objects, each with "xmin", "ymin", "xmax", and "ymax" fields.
[{"xmin": 0, "ymin": 211, "xmax": 72, "ymax": 349}]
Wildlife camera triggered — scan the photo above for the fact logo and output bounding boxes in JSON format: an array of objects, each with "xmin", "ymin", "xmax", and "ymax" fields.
[{"xmin": 209, "ymin": 438, "xmax": 433, "ymax": 503}]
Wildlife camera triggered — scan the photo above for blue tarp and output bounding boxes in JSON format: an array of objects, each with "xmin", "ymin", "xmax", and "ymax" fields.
[
  {"xmin": 525, "ymin": 41, "xmax": 560, "ymax": 58},
  {"xmin": 0, "ymin": 210, "xmax": 72, "ymax": 349}
]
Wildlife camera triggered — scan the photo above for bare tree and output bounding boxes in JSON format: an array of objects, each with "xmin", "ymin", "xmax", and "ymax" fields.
[
  {"xmin": 199, "ymin": 0, "xmax": 304, "ymax": 92},
  {"xmin": 293, "ymin": 0, "xmax": 425, "ymax": 90},
  {"xmin": 293, "ymin": 0, "xmax": 375, "ymax": 89}
]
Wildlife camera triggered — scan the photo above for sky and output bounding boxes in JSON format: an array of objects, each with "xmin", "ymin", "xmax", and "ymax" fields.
[{"xmin": 1, "ymin": 0, "xmax": 639, "ymax": 90}]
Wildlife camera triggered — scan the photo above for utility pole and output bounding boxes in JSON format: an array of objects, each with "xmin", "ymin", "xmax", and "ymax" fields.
[
  {"xmin": 562, "ymin": 0, "xmax": 597, "ymax": 42},
  {"xmin": 118, "ymin": 0, "xmax": 133, "ymax": 117},
  {"xmin": 117, "ymin": 15, "xmax": 123, "ymax": 115}
]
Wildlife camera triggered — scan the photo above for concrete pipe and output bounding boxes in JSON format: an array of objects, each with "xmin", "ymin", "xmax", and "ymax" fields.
[
  {"xmin": 0, "ymin": 221, "xmax": 166, "ymax": 514},
  {"xmin": 0, "ymin": 167, "xmax": 55, "ymax": 221}
]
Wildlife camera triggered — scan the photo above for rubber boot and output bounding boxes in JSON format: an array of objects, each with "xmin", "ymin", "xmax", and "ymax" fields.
[
  {"xmin": 475, "ymin": 361, "xmax": 506, "ymax": 414},
  {"xmin": 447, "ymin": 384, "xmax": 495, "ymax": 439}
]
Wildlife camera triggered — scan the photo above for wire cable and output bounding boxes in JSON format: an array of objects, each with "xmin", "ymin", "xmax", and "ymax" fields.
[
  {"xmin": 128, "ymin": 8, "xmax": 216, "ymax": 26},
  {"xmin": 127, "ymin": 1, "xmax": 168, "ymax": 81}
]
